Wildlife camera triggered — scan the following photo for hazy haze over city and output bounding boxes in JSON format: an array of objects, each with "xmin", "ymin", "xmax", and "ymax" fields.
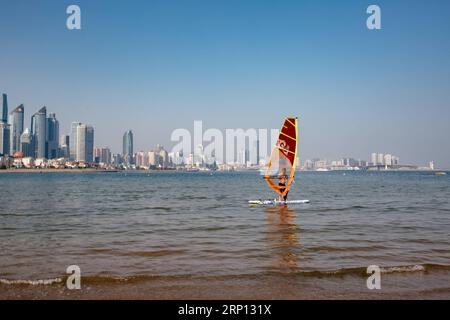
[{"xmin": 1, "ymin": 0, "xmax": 449, "ymax": 167}]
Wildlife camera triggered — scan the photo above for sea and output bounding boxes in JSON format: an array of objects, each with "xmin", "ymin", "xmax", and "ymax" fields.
[{"xmin": 0, "ymin": 170, "xmax": 449, "ymax": 299}]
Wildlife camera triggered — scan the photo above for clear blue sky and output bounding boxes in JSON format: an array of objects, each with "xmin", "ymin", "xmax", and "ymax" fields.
[{"xmin": 1, "ymin": 0, "xmax": 449, "ymax": 166}]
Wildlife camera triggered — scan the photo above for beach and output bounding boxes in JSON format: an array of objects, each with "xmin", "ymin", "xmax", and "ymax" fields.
[{"xmin": 1, "ymin": 171, "xmax": 449, "ymax": 299}]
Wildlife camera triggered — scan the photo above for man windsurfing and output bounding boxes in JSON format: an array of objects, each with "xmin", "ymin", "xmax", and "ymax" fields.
[{"xmin": 278, "ymin": 168, "xmax": 289, "ymax": 202}]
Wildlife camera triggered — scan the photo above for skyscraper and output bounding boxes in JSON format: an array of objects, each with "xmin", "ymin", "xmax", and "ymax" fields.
[
  {"xmin": 59, "ymin": 135, "xmax": 70, "ymax": 158},
  {"xmin": 8, "ymin": 105, "xmax": 24, "ymax": 155},
  {"xmin": 86, "ymin": 126, "xmax": 94, "ymax": 163},
  {"xmin": 1, "ymin": 93, "xmax": 7, "ymax": 123},
  {"xmin": 70, "ymin": 122, "xmax": 81, "ymax": 161},
  {"xmin": 377, "ymin": 153, "xmax": 384, "ymax": 165},
  {"xmin": 31, "ymin": 107, "xmax": 47, "ymax": 159},
  {"xmin": 46, "ymin": 113, "xmax": 59, "ymax": 159},
  {"xmin": 122, "ymin": 130, "xmax": 133, "ymax": 164},
  {"xmin": 371, "ymin": 153, "xmax": 378, "ymax": 165},
  {"xmin": 20, "ymin": 128, "xmax": 34, "ymax": 157},
  {"xmin": 0, "ymin": 93, "xmax": 9, "ymax": 155},
  {"xmin": 94, "ymin": 147, "xmax": 111, "ymax": 164},
  {"xmin": 75, "ymin": 124, "xmax": 94, "ymax": 162},
  {"xmin": 0, "ymin": 122, "xmax": 10, "ymax": 155}
]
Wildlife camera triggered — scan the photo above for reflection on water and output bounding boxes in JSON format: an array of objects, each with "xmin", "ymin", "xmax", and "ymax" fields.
[{"xmin": 265, "ymin": 205, "xmax": 302, "ymax": 272}]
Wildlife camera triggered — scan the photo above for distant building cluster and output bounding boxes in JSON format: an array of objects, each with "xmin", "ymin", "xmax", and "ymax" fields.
[
  {"xmin": 0, "ymin": 92, "xmax": 439, "ymax": 172},
  {"xmin": 0, "ymin": 93, "xmax": 95, "ymax": 169},
  {"xmin": 300, "ymin": 153, "xmax": 435, "ymax": 171}
]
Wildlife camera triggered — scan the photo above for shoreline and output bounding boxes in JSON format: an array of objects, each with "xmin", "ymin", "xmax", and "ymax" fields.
[
  {"xmin": 0, "ymin": 169, "xmax": 119, "ymax": 174},
  {"xmin": 1, "ymin": 168, "xmax": 447, "ymax": 174},
  {"xmin": 1, "ymin": 271, "xmax": 449, "ymax": 300}
]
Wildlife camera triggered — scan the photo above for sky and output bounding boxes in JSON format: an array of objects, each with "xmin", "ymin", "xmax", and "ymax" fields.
[{"xmin": 1, "ymin": 0, "xmax": 449, "ymax": 167}]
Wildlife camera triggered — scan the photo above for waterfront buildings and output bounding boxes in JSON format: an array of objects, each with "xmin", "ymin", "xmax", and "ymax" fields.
[
  {"xmin": 59, "ymin": 135, "xmax": 70, "ymax": 158},
  {"xmin": 1, "ymin": 94, "xmax": 7, "ymax": 123},
  {"xmin": 8, "ymin": 104, "xmax": 24, "ymax": 155},
  {"xmin": 122, "ymin": 130, "xmax": 133, "ymax": 165},
  {"xmin": 31, "ymin": 107, "xmax": 47, "ymax": 159},
  {"xmin": 94, "ymin": 147, "xmax": 111, "ymax": 164},
  {"xmin": 0, "ymin": 94, "xmax": 9, "ymax": 155},
  {"xmin": 20, "ymin": 128, "xmax": 34, "ymax": 157},
  {"xmin": 46, "ymin": 113, "xmax": 59, "ymax": 159},
  {"xmin": 75, "ymin": 124, "xmax": 94, "ymax": 162},
  {"xmin": 0, "ymin": 122, "xmax": 10, "ymax": 155},
  {"xmin": 70, "ymin": 122, "xmax": 81, "ymax": 161}
]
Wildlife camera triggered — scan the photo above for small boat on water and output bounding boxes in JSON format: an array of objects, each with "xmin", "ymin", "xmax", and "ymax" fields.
[{"xmin": 435, "ymin": 172, "xmax": 447, "ymax": 176}]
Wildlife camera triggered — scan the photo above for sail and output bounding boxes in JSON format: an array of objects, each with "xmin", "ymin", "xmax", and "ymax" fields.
[{"xmin": 264, "ymin": 117, "xmax": 298, "ymax": 197}]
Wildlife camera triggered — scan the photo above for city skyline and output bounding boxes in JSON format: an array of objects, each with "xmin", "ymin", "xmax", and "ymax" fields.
[
  {"xmin": 0, "ymin": 91, "xmax": 445, "ymax": 169},
  {"xmin": 1, "ymin": 1, "xmax": 450, "ymax": 166}
]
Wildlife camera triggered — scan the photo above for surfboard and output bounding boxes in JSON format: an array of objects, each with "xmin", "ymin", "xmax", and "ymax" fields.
[{"xmin": 248, "ymin": 199, "xmax": 310, "ymax": 205}]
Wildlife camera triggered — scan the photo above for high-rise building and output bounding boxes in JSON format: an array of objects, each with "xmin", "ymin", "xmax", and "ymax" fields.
[
  {"xmin": 75, "ymin": 124, "xmax": 94, "ymax": 162},
  {"xmin": 20, "ymin": 128, "xmax": 34, "ymax": 157},
  {"xmin": 159, "ymin": 148, "xmax": 169, "ymax": 168},
  {"xmin": 250, "ymin": 140, "xmax": 260, "ymax": 166},
  {"xmin": 94, "ymin": 147, "xmax": 111, "ymax": 164},
  {"xmin": 122, "ymin": 130, "xmax": 133, "ymax": 164},
  {"xmin": 76, "ymin": 124, "xmax": 87, "ymax": 162},
  {"xmin": 70, "ymin": 122, "xmax": 81, "ymax": 161},
  {"xmin": 59, "ymin": 135, "xmax": 70, "ymax": 158},
  {"xmin": 112, "ymin": 153, "xmax": 122, "ymax": 167},
  {"xmin": 8, "ymin": 104, "xmax": 24, "ymax": 155},
  {"xmin": 31, "ymin": 106, "xmax": 47, "ymax": 159},
  {"xmin": 377, "ymin": 153, "xmax": 384, "ymax": 165},
  {"xmin": 0, "ymin": 122, "xmax": 10, "ymax": 155},
  {"xmin": 1, "ymin": 93, "xmax": 7, "ymax": 123},
  {"xmin": 148, "ymin": 151, "xmax": 160, "ymax": 167},
  {"xmin": 135, "ymin": 151, "xmax": 148, "ymax": 167},
  {"xmin": 46, "ymin": 113, "xmax": 59, "ymax": 159},
  {"xmin": 371, "ymin": 153, "xmax": 378, "ymax": 165},
  {"xmin": 86, "ymin": 126, "xmax": 94, "ymax": 163}
]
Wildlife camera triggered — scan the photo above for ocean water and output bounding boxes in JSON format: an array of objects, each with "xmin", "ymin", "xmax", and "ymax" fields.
[{"xmin": 0, "ymin": 171, "xmax": 449, "ymax": 296}]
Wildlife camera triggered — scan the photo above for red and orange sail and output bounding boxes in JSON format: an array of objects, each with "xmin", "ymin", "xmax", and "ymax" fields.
[{"xmin": 264, "ymin": 117, "xmax": 298, "ymax": 197}]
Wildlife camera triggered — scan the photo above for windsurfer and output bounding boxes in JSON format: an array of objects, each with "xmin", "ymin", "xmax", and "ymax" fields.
[{"xmin": 278, "ymin": 168, "xmax": 289, "ymax": 202}]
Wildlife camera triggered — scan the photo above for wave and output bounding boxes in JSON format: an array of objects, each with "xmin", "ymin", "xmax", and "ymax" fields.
[
  {"xmin": 284, "ymin": 263, "xmax": 450, "ymax": 277},
  {"xmin": 1, "ymin": 264, "xmax": 449, "ymax": 286},
  {"xmin": 0, "ymin": 278, "xmax": 63, "ymax": 286}
]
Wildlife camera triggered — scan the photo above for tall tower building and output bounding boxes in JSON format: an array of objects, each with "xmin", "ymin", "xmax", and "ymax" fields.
[
  {"xmin": 20, "ymin": 128, "xmax": 34, "ymax": 157},
  {"xmin": 70, "ymin": 122, "xmax": 81, "ymax": 161},
  {"xmin": 0, "ymin": 94, "xmax": 9, "ymax": 155},
  {"xmin": 371, "ymin": 153, "xmax": 378, "ymax": 165},
  {"xmin": 94, "ymin": 147, "xmax": 111, "ymax": 164},
  {"xmin": 1, "ymin": 93, "xmax": 7, "ymax": 123},
  {"xmin": 46, "ymin": 113, "xmax": 59, "ymax": 159},
  {"xmin": 122, "ymin": 130, "xmax": 133, "ymax": 164},
  {"xmin": 31, "ymin": 106, "xmax": 47, "ymax": 159},
  {"xmin": 59, "ymin": 134, "xmax": 70, "ymax": 158},
  {"xmin": 8, "ymin": 104, "xmax": 24, "ymax": 155},
  {"xmin": 75, "ymin": 124, "xmax": 94, "ymax": 162},
  {"xmin": 377, "ymin": 153, "xmax": 384, "ymax": 165},
  {"xmin": 86, "ymin": 126, "xmax": 94, "ymax": 163},
  {"xmin": 0, "ymin": 122, "xmax": 10, "ymax": 155}
]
